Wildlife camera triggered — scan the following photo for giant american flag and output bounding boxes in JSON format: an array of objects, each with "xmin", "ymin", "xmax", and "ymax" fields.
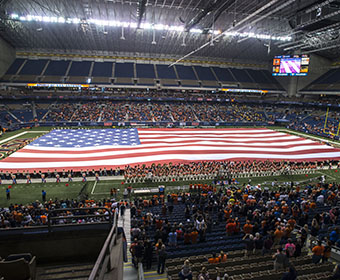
[{"xmin": 0, "ymin": 128, "xmax": 340, "ymax": 172}]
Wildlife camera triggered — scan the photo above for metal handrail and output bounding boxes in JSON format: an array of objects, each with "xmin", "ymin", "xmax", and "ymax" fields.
[
  {"xmin": 47, "ymin": 207, "xmax": 113, "ymax": 232},
  {"xmin": 138, "ymin": 263, "xmax": 145, "ymax": 280},
  {"xmin": 88, "ymin": 211, "xmax": 118, "ymax": 280}
]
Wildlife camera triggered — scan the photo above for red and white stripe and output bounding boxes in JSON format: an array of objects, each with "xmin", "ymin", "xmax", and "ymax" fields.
[{"xmin": 0, "ymin": 128, "xmax": 339, "ymax": 172}]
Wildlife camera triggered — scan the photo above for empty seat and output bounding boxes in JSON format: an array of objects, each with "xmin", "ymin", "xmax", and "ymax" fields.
[{"xmin": 0, "ymin": 253, "xmax": 36, "ymax": 280}]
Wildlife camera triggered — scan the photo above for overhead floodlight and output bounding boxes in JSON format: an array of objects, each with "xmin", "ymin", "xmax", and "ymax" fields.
[
  {"xmin": 190, "ymin": 28, "xmax": 203, "ymax": 34},
  {"xmin": 10, "ymin": 14, "xmax": 19, "ymax": 19},
  {"xmin": 9, "ymin": 12, "xmax": 293, "ymax": 42}
]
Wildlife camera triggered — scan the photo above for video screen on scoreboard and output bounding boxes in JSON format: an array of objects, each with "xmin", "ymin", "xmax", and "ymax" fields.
[{"xmin": 272, "ymin": 55, "xmax": 310, "ymax": 76}]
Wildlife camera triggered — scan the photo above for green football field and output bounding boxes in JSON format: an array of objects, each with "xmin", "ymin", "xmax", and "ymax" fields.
[{"xmin": 0, "ymin": 126, "xmax": 340, "ymax": 207}]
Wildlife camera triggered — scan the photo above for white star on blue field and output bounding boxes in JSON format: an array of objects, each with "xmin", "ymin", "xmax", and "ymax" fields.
[{"xmin": 30, "ymin": 129, "xmax": 141, "ymax": 148}]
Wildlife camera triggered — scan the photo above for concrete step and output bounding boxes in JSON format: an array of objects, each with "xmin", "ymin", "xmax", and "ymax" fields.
[{"xmin": 37, "ymin": 263, "xmax": 93, "ymax": 280}]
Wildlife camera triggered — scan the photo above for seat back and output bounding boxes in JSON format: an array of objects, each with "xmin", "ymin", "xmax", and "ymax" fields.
[{"xmin": 0, "ymin": 258, "xmax": 31, "ymax": 280}]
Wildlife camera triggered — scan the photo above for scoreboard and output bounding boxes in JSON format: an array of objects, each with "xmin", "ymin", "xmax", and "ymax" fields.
[{"xmin": 272, "ymin": 55, "xmax": 310, "ymax": 76}]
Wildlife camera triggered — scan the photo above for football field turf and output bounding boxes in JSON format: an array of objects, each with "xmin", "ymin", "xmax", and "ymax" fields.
[{"xmin": 0, "ymin": 169, "xmax": 339, "ymax": 207}]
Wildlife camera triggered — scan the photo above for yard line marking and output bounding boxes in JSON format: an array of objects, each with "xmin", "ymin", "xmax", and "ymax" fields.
[
  {"xmin": 0, "ymin": 132, "xmax": 27, "ymax": 144},
  {"xmin": 319, "ymin": 171, "xmax": 337, "ymax": 180},
  {"xmin": 0, "ymin": 131, "xmax": 49, "ymax": 145},
  {"xmin": 91, "ymin": 181, "xmax": 98, "ymax": 194}
]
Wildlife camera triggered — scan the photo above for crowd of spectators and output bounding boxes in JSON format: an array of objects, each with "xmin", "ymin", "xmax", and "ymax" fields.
[
  {"xmin": 0, "ymin": 198, "xmax": 127, "ymax": 228},
  {"xmin": 129, "ymin": 179, "xmax": 340, "ymax": 279},
  {"xmin": 2, "ymin": 96, "xmax": 340, "ymax": 143}
]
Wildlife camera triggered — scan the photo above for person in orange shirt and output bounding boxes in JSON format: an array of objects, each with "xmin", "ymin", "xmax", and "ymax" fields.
[
  {"xmin": 243, "ymin": 220, "xmax": 253, "ymax": 234},
  {"xmin": 208, "ymin": 252, "xmax": 220, "ymax": 264},
  {"xmin": 312, "ymin": 241, "xmax": 324, "ymax": 264},
  {"xmin": 274, "ymin": 226, "xmax": 283, "ymax": 246},
  {"xmin": 190, "ymin": 229, "xmax": 198, "ymax": 244},
  {"xmin": 218, "ymin": 251, "xmax": 227, "ymax": 262},
  {"xmin": 224, "ymin": 208, "xmax": 232, "ymax": 220},
  {"xmin": 226, "ymin": 220, "xmax": 236, "ymax": 236},
  {"xmin": 281, "ymin": 204, "xmax": 289, "ymax": 214},
  {"xmin": 287, "ymin": 218, "xmax": 296, "ymax": 229},
  {"xmin": 40, "ymin": 214, "xmax": 47, "ymax": 225},
  {"xmin": 310, "ymin": 201, "xmax": 316, "ymax": 210}
]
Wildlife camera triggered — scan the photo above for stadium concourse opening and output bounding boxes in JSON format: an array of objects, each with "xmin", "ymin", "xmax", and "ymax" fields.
[{"xmin": 2, "ymin": 0, "xmax": 340, "ymax": 279}]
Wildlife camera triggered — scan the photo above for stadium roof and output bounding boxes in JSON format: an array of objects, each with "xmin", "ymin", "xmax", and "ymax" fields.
[{"xmin": 0, "ymin": 0, "xmax": 340, "ymax": 63}]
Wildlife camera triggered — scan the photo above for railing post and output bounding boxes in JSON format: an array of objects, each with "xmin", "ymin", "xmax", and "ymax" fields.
[{"xmin": 47, "ymin": 214, "xmax": 51, "ymax": 233}]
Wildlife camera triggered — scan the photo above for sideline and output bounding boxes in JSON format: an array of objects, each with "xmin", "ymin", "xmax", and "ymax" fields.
[{"xmin": 277, "ymin": 129, "xmax": 340, "ymax": 146}]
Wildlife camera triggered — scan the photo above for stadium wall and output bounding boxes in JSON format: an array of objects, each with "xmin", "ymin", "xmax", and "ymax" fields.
[
  {"xmin": 0, "ymin": 37, "xmax": 15, "ymax": 78},
  {"xmin": 273, "ymin": 54, "xmax": 331, "ymax": 96}
]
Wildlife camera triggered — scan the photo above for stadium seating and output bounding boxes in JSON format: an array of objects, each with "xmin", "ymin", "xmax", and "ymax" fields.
[
  {"xmin": 14, "ymin": 59, "xmax": 48, "ymax": 83},
  {"xmin": 304, "ymin": 68, "xmax": 340, "ymax": 91},
  {"xmin": 67, "ymin": 61, "xmax": 92, "ymax": 83},
  {"xmin": 136, "ymin": 64, "xmax": 156, "ymax": 86},
  {"xmin": 115, "ymin": 62, "xmax": 135, "ymax": 85},
  {"xmin": 175, "ymin": 65, "xmax": 200, "ymax": 87},
  {"xmin": 194, "ymin": 66, "xmax": 219, "ymax": 88},
  {"xmin": 156, "ymin": 65, "xmax": 178, "ymax": 87},
  {"xmin": 0, "ymin": 253, "xmax": 36, "ymax": 280},
  {"xmin": 211, "ymin": 67, "xmax": 237, "ymax": 86},
  {"xmin": 42, "ymin": 60, "xmax": 71, "ymax": 83},
  {"xmin": 1, "ymin": 59, "xmax": 283, "ymax": 90},
  {"xmin": 1, "ymin": 58, "xmax": 26, "ymax": 81}
]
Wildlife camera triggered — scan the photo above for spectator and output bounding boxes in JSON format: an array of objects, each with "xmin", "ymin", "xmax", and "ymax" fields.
[
  {"xmin": 281, "ymin": 265, "xmax": 297, "ymax": 280},
  {"xmin": 157, "ymin": 244, "xmax": 167, "ymax": 274},
  {"xmin": 134, "ymin": 240, "xmax": 144, "ymax": 267},
  {"xmin": 178, "ymin": 259, "xmax": 192, "ymax": 280},
  {"xmin": 144, "ymin": 239, "xmax": 153, "ymax": 270},
  {"xmin": 285, "ymin": 239, "xmax": 296, "ymax": 258},
  {"xmin": 190, "ymin": 228, "xmax": 198, "ymax": 244},
  {"xmin": 293, "ymin": 239, "xmax": 302, "ymax": 258},
  {"xmin": 254, "ymin": 232, "xmax": 264, "ymax": 255},
  {"xmin": 323, "ymin": 240, "xmax": 332, "ymax": 263},
  {"xmin": 218, "ymin": 251, "xmax": 227, "ymax": 262},
  {"xmin": 312, "ymin": 241, "xmax": 324, "ymax": 264},
  {"xmin": 263, "ymin": 235, "xmax": 273, "ymax": 255},
  {"xmin": 330, "ymin": 228, "xmax": 340, "ymax": 245},
  {"xmin": 243, "ymin": 234, "xmax": 255, "ymax": 257},
  {"xmin": 273, "ymin": 248, "xmax": 288, "ymax": 271},
  {"xmin": 168, "ymin": 230, "xmax": 177, "ymax": 247},
  {"xmin": 198, "ymin": 267, "xmax": 209, "ymax": 280},
  {"xmin": 274, "ymin": 226, "xmax": 284, "ymax": 246},
  {"xmin": 208, "ymin": 252, "xmax": 219, "ymax": 264}
]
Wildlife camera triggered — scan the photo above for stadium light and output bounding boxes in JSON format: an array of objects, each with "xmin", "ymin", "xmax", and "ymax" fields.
[{"xmin": 9, "ymin": 13, "xmax": 292, "ymax": 42}]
